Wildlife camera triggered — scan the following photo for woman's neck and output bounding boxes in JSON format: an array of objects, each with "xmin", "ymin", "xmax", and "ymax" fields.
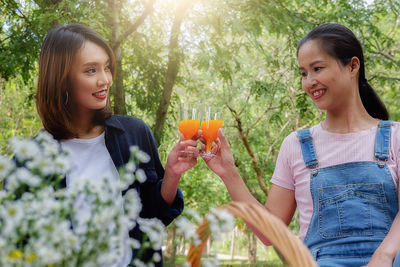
[
  {"xmin": 323, "ymin": 96, "xmax": 378, "ymax": 133},
  {"xmin": 70, "ymin": 111, "xmax": 104, "ymax": 139},
  {"xmin": 323, "ymin": 110, "xmax": 378, "ymax": 134}
]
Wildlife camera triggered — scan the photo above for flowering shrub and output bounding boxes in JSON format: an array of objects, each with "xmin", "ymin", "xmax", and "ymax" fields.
[
  {"xmin": 0, "ymin": 132, "xmax": 236, "ymax": 267},
  {"xmin": 0, "ymin": 132, "xmax": 163, "ymax": 267}
]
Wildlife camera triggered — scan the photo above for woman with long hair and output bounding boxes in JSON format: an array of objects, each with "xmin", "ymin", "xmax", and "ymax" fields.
[{"xmin": 203, "ymin": 23, "xmax": 400, "ymax": 266}]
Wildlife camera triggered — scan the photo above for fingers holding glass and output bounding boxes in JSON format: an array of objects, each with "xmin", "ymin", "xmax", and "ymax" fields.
[{"xmin": 177, "ymin": 140, "xmax": 199, "ymax": 159}]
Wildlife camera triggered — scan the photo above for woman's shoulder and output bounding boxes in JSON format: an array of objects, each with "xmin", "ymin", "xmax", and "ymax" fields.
[
  {"xmin": 390, "ymin": 120, "xmax": 400, "ymax": 139},
  {"xmin": 108, "ymin": 114, "xmax": 146, "ymax": 124},
  {"xmin": 283, "ymin": 123, "xmax": 321, "ymax": 143},
  {"xmin": 391, "ymin": 121, "xmax": 400, "ymax": 128},
  {"xmin": 106, "ymin": 115, "xmax": 151, "ymax": 132}
]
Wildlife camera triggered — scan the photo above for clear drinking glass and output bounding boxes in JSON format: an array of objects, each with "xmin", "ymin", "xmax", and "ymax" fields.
[
  {"xmin": 200, "ymin": 107, "xmax": 223, "ymax": 159},
  {"xmin": 179, "ymin": 103, "xmax": 200, "ymax": 140}
]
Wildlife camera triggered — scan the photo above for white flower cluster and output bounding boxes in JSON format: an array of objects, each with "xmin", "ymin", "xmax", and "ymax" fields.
[
  {"xmin": 118, "ymin": 146, "xmax": 150, "ymax": 190},
  {"xmin": 176, "ymin": 208, "xmax": 203, "ymax": 246},
  {"xmin": 176, "ymin": 208, "xmax": 235, "ymax": 267},
  {"xmin": 206, "ymin": 208, "xmax": 235, "ymax": 242},
  {"xmin": 0, "ymin": 133, "xmax": 161, "ymax": 266}
]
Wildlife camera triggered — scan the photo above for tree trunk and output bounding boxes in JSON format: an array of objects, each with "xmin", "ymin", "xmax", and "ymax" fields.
[
  {"xmin": 113, "ymin": 47, "xmax": 126, "ymax": 114},
  {"xmin": 163, "ymin": 224, "xmax": 177, "ymax": 265},
  {"xmin": 274, "ymin": 246, "xmax": 289, "ymax": 266},
  {"xmin": 108, "ymin": 0, "xmax": 156, "ymax": 115},
  {"xmin": 109, "ymin": 0, "xmax": 126, "ymax": 115},
  {"xmin": 247, "ymin": 229, "xmax": 257, "ymax": 264},
  {"xmin": 153, "ymin": 0, "xmax": 195, "ymax": 143},
  {"xmin": 230, "ymin": 227, "xmax": 236, "ymax": 260}
]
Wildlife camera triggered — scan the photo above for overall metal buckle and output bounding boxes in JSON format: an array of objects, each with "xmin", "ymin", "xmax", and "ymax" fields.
[
  {"xmin": 311, "ymin": 164, "xmax": 319, "ymax": 176},
  {"xmin": 377, "ymin": 159, "xmax": 387, "ymax": 168}
]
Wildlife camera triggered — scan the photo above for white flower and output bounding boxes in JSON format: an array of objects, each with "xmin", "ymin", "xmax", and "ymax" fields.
[
  {"xmin": 129, "ymin": 146, "xmax": 139, "ymax": 154},
  {"xmin": 120, "ymin": 172, "xmax": 135, "ymax": 191},
  {"xmin": 43, "ymin": 139, "xmax": 60, "ymax": 157},
  {"xmin": 129, "ymin": 238, "xmax": 141, "ymax": 249},
  {"xmin": 0, "ymin": 155, "xmax": 14, "ymax": 178},
  {"xmin": 0, "ymin": 237, "xmax": 6, "ymax": 249},
  {"xmin": 54, "ymin": 155, "xmax": 71, "ymax": 174},
  {"xmin": 124, "ymin": 189, "xmax": 142, "ymax": 222},
  {"xmin": 35, "ymin": 131, "xmax": 55, "ymax": 144},
  {"xmin": 206, "ymin": 213, "xmax": 221, "ymax": 241},
  {"xmin": 153, "ymin": 252, "xmax": 161, "ymax": 262},
  {"xmin": 205, "ymin": 208, "xmax": 235, "ymax": 242},
  {"xmin": 137, "ymin": 218, "xmax": 165, "ymax": 250},
  {"xmin": 10, "ymin": 137, "xmax": 41, "ymax": 161},
  {"xmin": 185, "ymin": 208, "xmax": 202, "ymax": 224},
  {"xmin": 176, "ymin": 217, "xmax": 199, "ymax": 241},
  {"xmin": 216, "ymin": 209, "xmax": 235, "ymax": 232},
  {"xmin": 0, "ymin": 135, "xmax": 169, "ymax": 266},
  {"xmin": 125, "ymin": 161, "xmax": 136, "ymax": 173},
  {"xmin": 7, "ymin": 167, "xmax": 41, "ymax": 188},
  {"xmin": 133, "ymin": 259, "xmax": 148, "ymax": 267},
  {"xmin": 26, "ymin": 156, "xmax": 54, "ymax": 176},
  {"xmin": 136, "ymin": 151, "xmax": 150, "ymax": 163},
  {"xmin": 135, "ymin": 169, "xmax": 147, "ymax": 183},
  {"xmin": 4, "ymin": 175, "xmax": 21, "ymax": 191},
  {"xmin": 98, "ymin": 251, "xmax": 120, "ymax": 265},
  {"xmin": 0, "ymin": 190, "xmax": 10, "ymax": 202}
]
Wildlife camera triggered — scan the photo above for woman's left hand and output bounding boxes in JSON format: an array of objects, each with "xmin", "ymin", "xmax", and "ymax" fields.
[{"xmin": 165, "ymin": 133, "xmax": 200, "ymax": 178}]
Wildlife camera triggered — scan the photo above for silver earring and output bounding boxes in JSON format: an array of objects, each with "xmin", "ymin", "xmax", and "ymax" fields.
[{"xmin": 64, "ymin": 91, "xmax": 69, "ymax": 106}]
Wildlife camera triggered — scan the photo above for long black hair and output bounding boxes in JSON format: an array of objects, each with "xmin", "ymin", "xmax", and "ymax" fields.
[{"xmin": 297, "ymin": 23, "xmax": 388, "ymax": 120}]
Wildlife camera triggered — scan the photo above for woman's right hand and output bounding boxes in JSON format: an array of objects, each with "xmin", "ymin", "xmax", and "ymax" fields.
[{"xmin": 201, "ymin": 129, "xmax": 239, "ymax": 179}]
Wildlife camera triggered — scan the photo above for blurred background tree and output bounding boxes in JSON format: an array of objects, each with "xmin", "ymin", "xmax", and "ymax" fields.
[{"xmin": 1, "ymin": 0, "xmax": 399, "ymax": 265}]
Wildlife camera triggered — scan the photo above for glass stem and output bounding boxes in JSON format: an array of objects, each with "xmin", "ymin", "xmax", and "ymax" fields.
[{"xmin": 206, "ymin": 142, "xmax": 212, "ymax": 152}]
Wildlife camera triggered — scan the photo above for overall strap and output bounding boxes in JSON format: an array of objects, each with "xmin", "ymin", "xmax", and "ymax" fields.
[
  {"xmin": 374, "ymin": 120, "xmax": 392, "ymax": 161},
  {"xmin": 297, "ymin": 129, "xmax": 318, "ymax": 168}
]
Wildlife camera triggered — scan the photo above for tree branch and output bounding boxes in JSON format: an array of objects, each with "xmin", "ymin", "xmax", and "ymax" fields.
[
  {"xmin": 374, "ymin": 50, "xmax": 398, "ymax": 64},
  {"xmin": 244, "ymin": 106, "xmax": 280, "ymax": 138},
  {"xmin": 112, "ymin": 0, "xmax": 156, "ymax": 50},
  {"xmin": 368, "ymin": 75, "xmax": 400, "ymax": 82},
  {"xmin": 265, "ymin": 119, "xmax": 290, "ymax": 160},
  {"xmin": 227, "ymin": 104, "xmax": 269, "ymax": 197}
]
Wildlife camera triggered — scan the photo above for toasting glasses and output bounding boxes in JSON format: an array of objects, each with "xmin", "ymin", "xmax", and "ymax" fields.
[{"xmin": 178, "ymin": 104, "xmax": 223, "ymax": 159}]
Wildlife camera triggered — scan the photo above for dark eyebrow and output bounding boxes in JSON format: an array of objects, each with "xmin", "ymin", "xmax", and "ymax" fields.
[
  {"xmin": 310, "ymin": 60, "xmax": 324, "ymax": 66},
  {"xmin": 82, "ymin": 59, "xmax": 110, "ymax": 67},
  {"xmin": 298, "ymin": 60, "xmax": 325, "ymax": 71}
]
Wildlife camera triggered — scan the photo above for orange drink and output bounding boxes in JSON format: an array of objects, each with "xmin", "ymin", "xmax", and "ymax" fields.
[
  {"xmin": 201, "ymin": 120, "xmax": 223, "ymax": 152},
  {"xmin": 179, "ymin": 120, "xmax": 200, "ymax": 140}
]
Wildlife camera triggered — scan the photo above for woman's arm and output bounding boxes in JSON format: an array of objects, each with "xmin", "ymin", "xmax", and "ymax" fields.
[
  {"xmin": 366, "ymin": 208, "xmax": 400, "ymax": 266},
  {"xmin": 203, "ymin": 129, "xmax": 296, "ymax": 245},
  {"xmin": 161, "ymin": 134, "xmax": 199, "ymax": 205}
]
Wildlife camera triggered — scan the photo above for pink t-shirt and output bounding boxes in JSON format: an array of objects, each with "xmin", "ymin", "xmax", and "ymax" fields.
[{"xmin": 271, "ymin": 122, "xmax": 400, "ymax": 240}]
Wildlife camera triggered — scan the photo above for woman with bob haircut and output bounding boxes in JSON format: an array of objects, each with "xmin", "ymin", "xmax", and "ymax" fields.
[
  {"xmin": 36, "ymin": 23, "xmax": 199, "ymax": 266},
  {"xmin": 202, "ymin": 23, "xmax": 400, "ymax": 266}
]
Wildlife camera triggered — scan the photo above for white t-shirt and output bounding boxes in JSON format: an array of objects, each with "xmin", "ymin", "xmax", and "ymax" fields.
[
  {"xmin": 271, "ymin": 122, "xmax": 400, "ymax": 240},
  {"xmin": 60, "ymin": 132, "xmax": 132, "ymax": 267}
]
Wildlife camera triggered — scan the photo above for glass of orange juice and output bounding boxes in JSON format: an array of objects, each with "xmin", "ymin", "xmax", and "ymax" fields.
[
  {"xmin": 200, "ymin": 107, "xmax": 223, "ymax": 158},
  {"xmin": 179, "ymin": 103, "xmax": 200, "ymax": 140}
]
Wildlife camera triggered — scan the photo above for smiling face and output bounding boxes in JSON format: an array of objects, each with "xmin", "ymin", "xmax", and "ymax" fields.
[
  {"xmin": 68, "ymin": 41, "xmax": 112, "ymax": 117},
  {"xmin": 297, "ymin": 40, "xmax": 357, "ymax": 112}
]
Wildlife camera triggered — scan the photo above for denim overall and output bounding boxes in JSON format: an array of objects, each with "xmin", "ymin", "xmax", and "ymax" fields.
[{"xmin": 297, "ymin": 121, "xmax": 399, "ymax": 267}]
